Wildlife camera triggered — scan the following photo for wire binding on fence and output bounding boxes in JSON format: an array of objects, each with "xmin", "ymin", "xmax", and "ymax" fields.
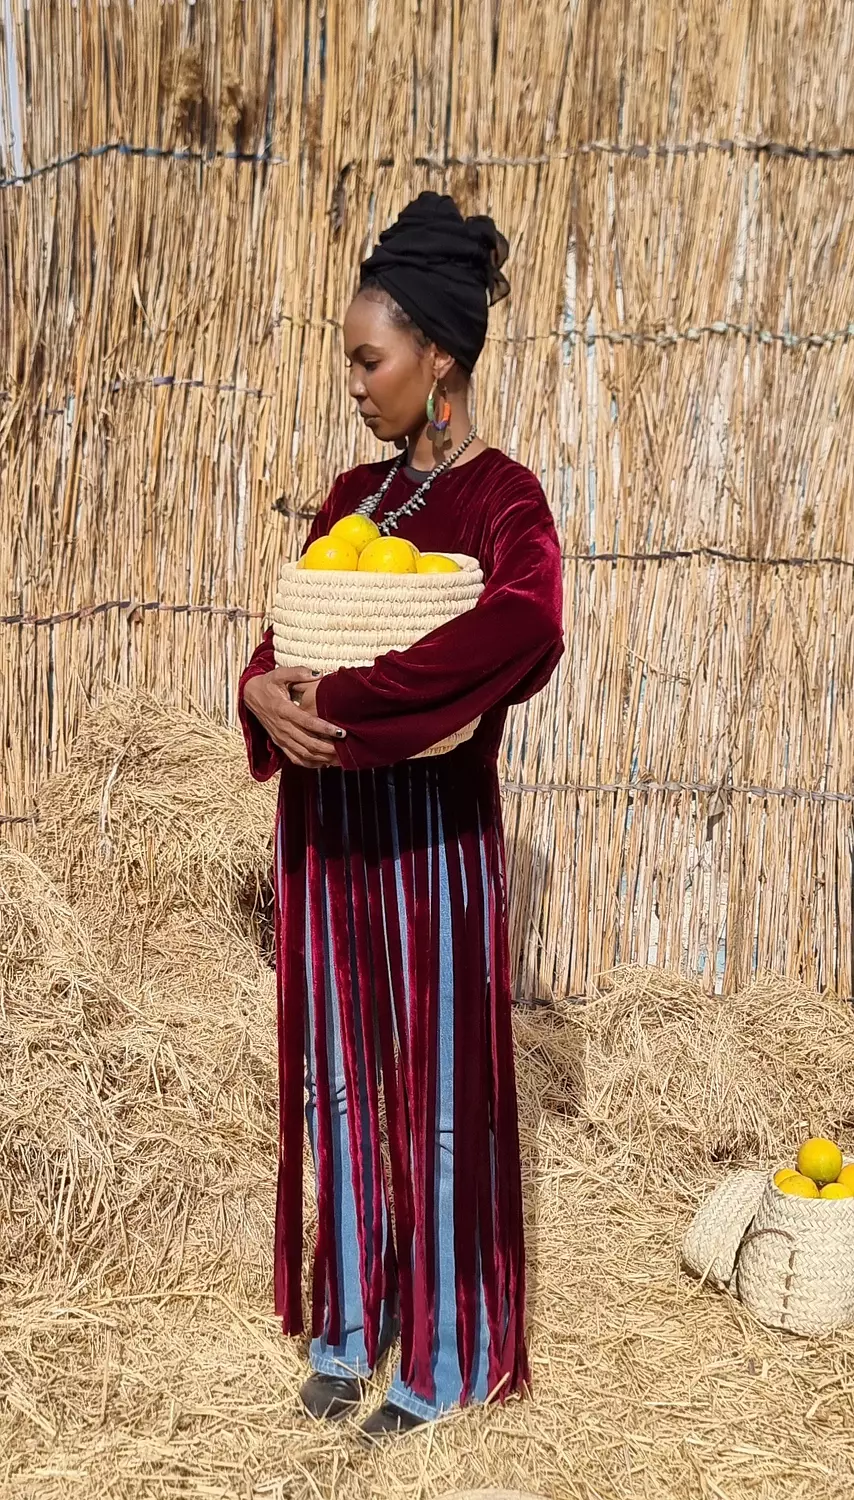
[
  {"xmin": 6, "ymin": 771, "xmax": 853, "ymax": 829},
  {"xmin": 0, "ymin": 141, "xmax": 290, "ymax": 187},
  {"xmin": 4, "ymin": 541, "xmax": 854, "ymax": 631},
  {"xmin": 501, "ymin": 778, "xmax": 854, "ymax": 804},
  {"xmin": 559, "ymin": 545, "xmax": 854, "ymax": 569},
  {"xmin": 1, "ymin": 601, "xmax": 265, "ymax": 628},
  {"xmin": 564, "ymin": 321, "xmax": 854, "ymax": 350},
  {"xmin": 3, "ymin": 134, "xmax": 854, "ymax": 188},
  {"xmin": 4, "ymin": 315, "xmax": 853, "ymax": 412},
  {"xmin": 109, "ymin": 376, "xmax": 278, "ymax": 397},
  {"xmin": 417, "ymin": 139, "xmax": 854, "ymax": 165}
]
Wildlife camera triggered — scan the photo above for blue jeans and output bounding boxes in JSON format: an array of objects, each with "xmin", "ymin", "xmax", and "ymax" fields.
[{"xmin": 304, "ymin": 783, "xmax": 492, "ymax": 1420}]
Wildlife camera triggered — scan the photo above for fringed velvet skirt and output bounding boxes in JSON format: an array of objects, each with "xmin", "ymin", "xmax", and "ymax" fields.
[{"xmin": 272, "ymin": 754, "xmax": 529, "ymax": 1405}]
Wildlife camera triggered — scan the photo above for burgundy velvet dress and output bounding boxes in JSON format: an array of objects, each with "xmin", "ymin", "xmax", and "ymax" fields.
[{"xmin": 238, "ymin": 446, "xmax": 563, "ymax": 1404}]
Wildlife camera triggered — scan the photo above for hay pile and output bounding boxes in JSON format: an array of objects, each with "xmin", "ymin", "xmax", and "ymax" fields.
[
  {"xmin": 573, "ymin": 967, "xmax": 854, "ymax": 1187},
  {"xmin": 3, "ymin": 697, "xmax": 854, "ymax": 1499},
  {"xmin": 37, "ymin": 693, "xmax": 276, "ymax": 939},
  {"xmin": 0, "ymin": 844, "xmax": 279, "ymax": 1306}
]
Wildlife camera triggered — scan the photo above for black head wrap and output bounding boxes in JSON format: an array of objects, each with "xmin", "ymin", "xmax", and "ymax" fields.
[{"xmin": 359, "ymin": 191, "xmax": 510, "ymax": 373}]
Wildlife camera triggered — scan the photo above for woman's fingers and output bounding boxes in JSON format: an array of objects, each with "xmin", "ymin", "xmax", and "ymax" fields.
[
  {"xmin": 269, "ymin": 671, "xmax": 344, "ymax": 740},
  {"xmin": 284, "ymin": 748, "xmax": 339, "ymax": 769},
  {"xmin": 276, "ymin": 687, "xmax": 344, "ymax": 742},
  {"xmin": 269, "ymin": 665, "xmax": 317, "ymax": 688},
  {"xmin": 298, "ymin": 710, "xmax": 346, "ymax": 742},
  {"xmin": 284, "ymin": 743, "xmax": 339, "ymax": 768},
  {"xmin": 247, "ymin": 669, "xmax": 343, "ymax": 763},
  {"xmin": 270, "ymin": 714, "xmax": 341, "ymax": 766}
]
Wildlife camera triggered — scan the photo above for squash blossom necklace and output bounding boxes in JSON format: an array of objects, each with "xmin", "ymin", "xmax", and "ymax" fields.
[{"xmin": 354, "ymin": 428, "xmax": 478, "ymax": 536}]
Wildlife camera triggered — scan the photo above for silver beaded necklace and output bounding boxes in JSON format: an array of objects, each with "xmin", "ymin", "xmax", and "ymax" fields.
[{"xmin": 354, "ymin": 427, "xmax": 478, "ymax": 535}]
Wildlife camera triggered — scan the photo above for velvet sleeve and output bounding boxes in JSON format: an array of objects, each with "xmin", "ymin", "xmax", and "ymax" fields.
[
  {"xmin": 237, "ymin": 629, "xmax": 284, "ymax": 782},
  {"xmin": 315, "ymin": 491, "xmax": 564, "ymax": 769},
  {"xmin": 236, "ymin": 476, "xmax": 349, "ymax": 781}
]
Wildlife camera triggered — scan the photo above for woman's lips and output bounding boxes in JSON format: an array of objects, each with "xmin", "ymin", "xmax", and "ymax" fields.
[{"xmin": 360, "ymin": 412, "xmax": 379, "ymax": 426}]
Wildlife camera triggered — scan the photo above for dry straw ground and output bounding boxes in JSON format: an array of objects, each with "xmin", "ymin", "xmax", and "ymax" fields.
[
  {"xmin": 5, "ymin": 1, "xmax": 854, "ymax": 996},
  {"xmin": 4, "ymin": 697, "xmax": 854, "ymax": 1500}
]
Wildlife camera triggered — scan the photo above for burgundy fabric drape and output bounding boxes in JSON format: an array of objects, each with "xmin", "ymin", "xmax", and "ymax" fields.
[{"xmin": 238, "ymin": 448, "xmax": 563, "ymax": 1404}]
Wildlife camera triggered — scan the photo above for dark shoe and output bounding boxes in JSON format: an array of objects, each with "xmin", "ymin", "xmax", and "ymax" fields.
[
  {"xmin": 359, "ymin": 1400, "xmax": 426, "ymax": 1441},
  {"xmin": 300, "ymin": 1371, "xmax": 362, "ymax": 1421}
]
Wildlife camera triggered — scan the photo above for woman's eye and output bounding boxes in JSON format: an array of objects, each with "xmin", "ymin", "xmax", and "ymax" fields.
[{"xmin": 363, "ymin": 360, "xmax": 379, "ymax": 373}]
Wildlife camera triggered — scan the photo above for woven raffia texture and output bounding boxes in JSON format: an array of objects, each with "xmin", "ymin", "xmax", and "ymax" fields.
[
  {"xmin": 4, "ymin": 2, "xmax": 854, "ymax": 994},
  {"xmin": 271, "ymin": 555, "xmax": 484, "ymax": 670},
  {"xmin": 438, "ymin": 1492, "xmax": 548, "ymax": 1500},
  {"xmin": 682, "ymin": 1168, "xmax": 767, "ymax": 1290},
  {"xmin": 737, "ymin": 1178, "xmax": 854, "ymax": 1336},
  {"xmin": 272, "ymin": 554, "xmax": 483, "ymax": 754}
]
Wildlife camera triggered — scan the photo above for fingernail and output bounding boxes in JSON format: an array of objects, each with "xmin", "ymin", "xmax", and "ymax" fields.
[
  {"xmin": 311, "ymin": 670, "xmax": 321, "ymax": 677},
  {"xmin": 337, "ymin": 729, "xmax": 346, "ymax": 738}
]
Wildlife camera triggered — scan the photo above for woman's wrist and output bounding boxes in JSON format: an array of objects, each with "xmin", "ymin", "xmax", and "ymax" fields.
[{"xmin": 243, "ymin": 674, "xmax": 265, "ymax": 712}]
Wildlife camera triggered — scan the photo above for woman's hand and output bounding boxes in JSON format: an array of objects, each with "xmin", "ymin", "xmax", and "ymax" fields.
[
  {"xmin": 290, "ymin": 679, "xmax": 320, "ymax": 715},
  {"xmin": 243, "ymin": 668, "xmax": 345, "ymax": 770}
]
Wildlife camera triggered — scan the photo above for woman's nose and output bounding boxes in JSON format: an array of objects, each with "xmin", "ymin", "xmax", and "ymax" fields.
[{"xmin": 348, "ymin": 369, "xmax": 367, "ymax": 401}]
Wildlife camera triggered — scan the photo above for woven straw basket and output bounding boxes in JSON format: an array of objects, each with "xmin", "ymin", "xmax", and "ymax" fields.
[
  {"xmin": 682, "ymin": 1169, "xmax": 767, "ymax": 1289},
  {"xmin": 438, "ymin": 1492, "xmax": 548, "ymax": 1500},
  {"xmin": 272, "ymin": 553, "xmax": 484, "ymax": 758},
  {"xmin": 736, "ymin": 1170, "xmax": 854, "ymax": 1335}
]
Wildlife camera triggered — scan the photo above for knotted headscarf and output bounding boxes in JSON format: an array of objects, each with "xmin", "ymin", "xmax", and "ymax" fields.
[{"xmin": 359, "ymin": 191, "xmax": 510, "ymax": 373}]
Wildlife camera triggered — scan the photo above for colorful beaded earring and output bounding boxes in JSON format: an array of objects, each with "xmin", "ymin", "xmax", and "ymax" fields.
[{"xmin": 426, "ymin": 381, "xmax": 451, "ymax": 431}]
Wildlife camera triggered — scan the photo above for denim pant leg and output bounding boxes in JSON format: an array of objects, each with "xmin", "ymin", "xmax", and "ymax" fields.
[
  {"xmin": 304, "ymin": 854, "xmax": 392, "ymax": 1379},
  {"xmin": 386, "ymin": 807, "xmax": 492, "ymax": 1420}
]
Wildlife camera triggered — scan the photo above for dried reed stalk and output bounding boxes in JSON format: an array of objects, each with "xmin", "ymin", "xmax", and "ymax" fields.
[{"xmin": 5, "ymin": 1, "xmax": 854, "ymax": 1002}]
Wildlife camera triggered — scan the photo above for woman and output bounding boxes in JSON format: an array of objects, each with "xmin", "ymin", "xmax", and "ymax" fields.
[{"xmin": 239, "ymin": 192, "xmax": 563, "ymax": 1438}]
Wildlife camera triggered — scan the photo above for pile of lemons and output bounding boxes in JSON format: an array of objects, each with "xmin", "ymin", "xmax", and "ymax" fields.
[
  {"xmin": 299, "ymin": 515, "xmax": 461, "ymax": 576},
  {"xmin": 774, "ymin": 1138, "xmax": 854, "ymax": 1199}
]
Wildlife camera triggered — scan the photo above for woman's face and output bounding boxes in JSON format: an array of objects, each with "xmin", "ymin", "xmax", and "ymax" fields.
[{"xmin": 342, "ymin": 293, "xmax": 435, "ymax": 445}]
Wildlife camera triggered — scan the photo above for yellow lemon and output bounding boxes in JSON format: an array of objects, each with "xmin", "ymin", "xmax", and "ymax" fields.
[
  {"xmin": 416, "ymin": 553, "xmax": 462, "ymax": 575},
  {"xmin": 329, "ymin": 514, "xmax": 381, "ymax": 555},
  {"xmin": 302, "ymin": 537, "xmax": 359, "ymax": 572},
  {"xmin": 797, "ymin": 1137, "xmax": 843, "ymax": 1186},
  {"xmin": 773, "ymin": 1168, "xmax": 799, "ymax": 1188},
  {"xmin": 820, "ymin": 1182, "xmax": 854, "ymax": 1199},
  {"xmin": 777, "ymin": 1173, "xmax": 820, "ymax": 1199},
  {"xmin": 358, "ymin": 537, "xmax": 419, "ymax": 574},
  {"xmin": 837, "ymin": 1164, "xmax": 854, "ymax": 1190}
]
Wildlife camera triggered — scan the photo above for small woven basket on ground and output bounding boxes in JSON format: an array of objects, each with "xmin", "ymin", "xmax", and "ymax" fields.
[
  {"xmin": 272, "ymin": 553, "xmax": 484, "ymax": 758},
  {"xmin": 737, "ymin": 1171, "xmax": 854, "ymax": 1335},
  {"xmin": 438, "ymin": 1492, "xmax": 548, "ymax": 1500},
  {"xmin": 682, "ymin": 1169, "xmax": 767, "ymax": 1289}
]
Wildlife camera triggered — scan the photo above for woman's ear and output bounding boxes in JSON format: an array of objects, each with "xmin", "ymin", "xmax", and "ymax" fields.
[{"xmin": 432, "ymin": 349, "xmax": 456, "ymax": 383}]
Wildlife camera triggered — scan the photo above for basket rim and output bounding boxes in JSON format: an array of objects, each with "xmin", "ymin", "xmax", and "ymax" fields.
[{"xmin": 280, "ymin": 552, "xmax": 483, "ymax": 586}]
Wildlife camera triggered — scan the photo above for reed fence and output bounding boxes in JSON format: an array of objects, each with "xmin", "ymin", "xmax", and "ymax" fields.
[{"xmin": 3, "ymin": 0, "xmax": 854, "ymax": 997}]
